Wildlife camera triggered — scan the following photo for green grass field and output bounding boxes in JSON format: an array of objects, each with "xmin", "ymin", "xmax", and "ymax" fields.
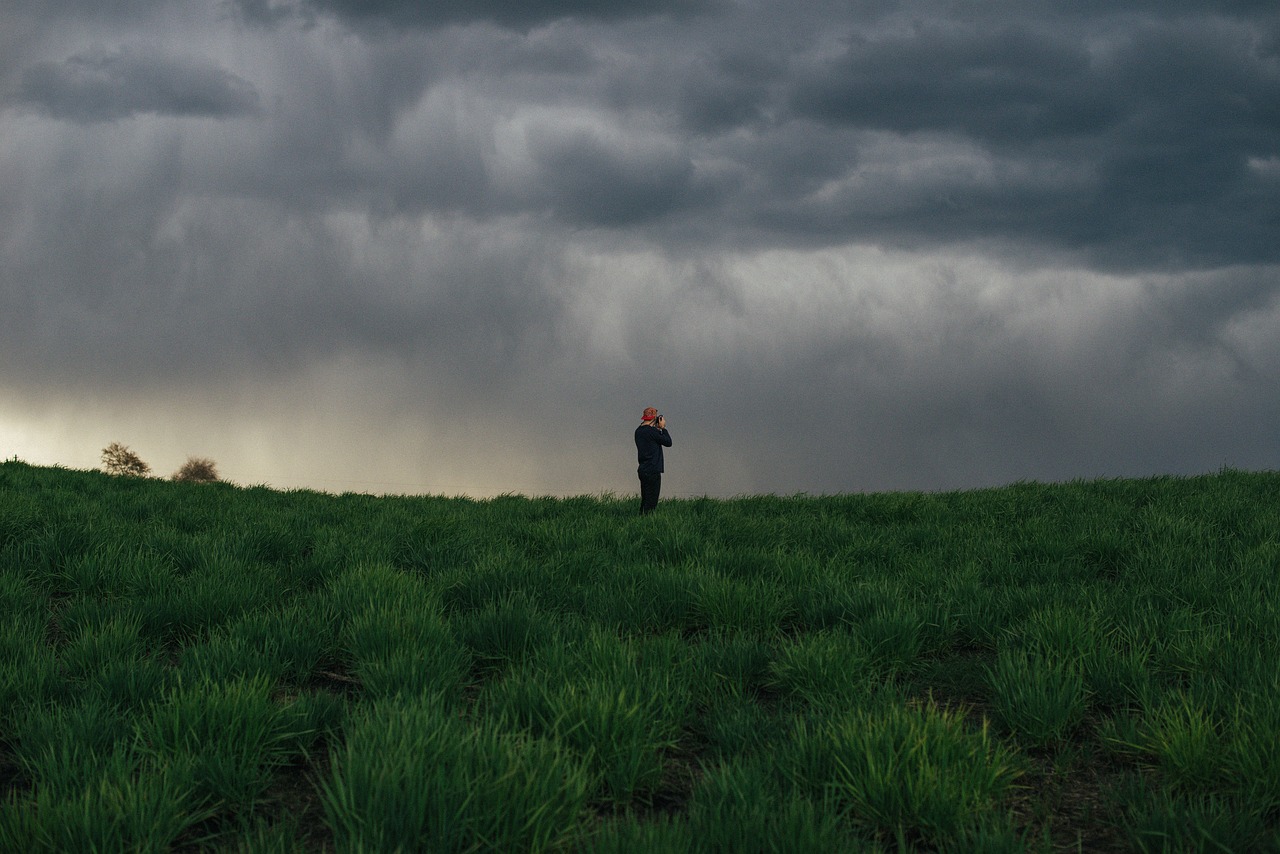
[{"xmin": 1, "ymin": 460, "xmax": 1278, "ymax": 852}]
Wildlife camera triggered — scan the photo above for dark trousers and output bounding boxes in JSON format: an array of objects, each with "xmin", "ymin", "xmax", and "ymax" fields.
[{"xmin": 639, "ymin": 472, "xmax": 662, "ymax": 514}]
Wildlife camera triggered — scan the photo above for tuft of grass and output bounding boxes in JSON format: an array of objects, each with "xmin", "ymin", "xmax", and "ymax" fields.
[
  {"xmin": 1116, "ymin": 779, "xmax": 1275, "ymax": 854},
  {"xmin": 0, "ymin": 616, "xmax": 60, "ymax": 728},
  {"xmin": 1082, "ymin": 640, "xmax": 1153, "ymax": 713},
  {"xmin": 346, "ymin": 603, "xmax": 468, "ymax": 700},
  {"xmin": 580, "ymin": 814, "xmax": 695, "ymax": 853},
  {"xmin": 690, "ymin": 573, "xmax": 792, "ymax": 636},
  {"xmin": 1014, "ymin": 604, "xmax": 1101, "ymax": 664},
  {"xmin": 584, "ymin": 563, "xmax": 695, "ymax": 635},
  {"xmin": 320, "ymin": 695, "xmax": 592, "ymax": 852},
  {"xmin": 1226, "ymin": 696, "xmax": 1280, "ymax": 815},
  {"xmin": 985, "ymin": 651, "xmax": 1088, "ymax": 748},
  {"xmin": 327, "ymin": 562, "xmax": 472, "ymax": 698},
  {"xmin": 782, "ymin": 700, "xmax": 1024, "ymax": 847},
  {"xmin": 854, "ymin": 601, "xmax": 928, "ymax": 677},
  {"xmin": 689, "ymin": 758, "xmax": 855, "ymax": 853},
  {"xmin": 135, "ymin": 674, "xmax": 310, "ymax": 811},
  {"xmin": 9, "ymin": 694, "xmax": 132, "ymax": 795},
  {"xmin": 767, "ymin": 630, "xmax": 876, "ymax": 711},
  {"xmin": 1134, "ymin": 693, "xmax": 1226, "ymax": 791},
  {"xmin": 486, "ymin": 625, "xmax": 686, "ymax": 805},
  {"xmin": 0, "ymin": 748, "xmax": 213, "ymax": 854},
  {"xmin": 689, "ymin": 631, "xmax": 773, "ymax": 702},
  {"xmin": 696, "ymin": 696, "xmax": 786, "ymax": 760},
  {"xmin": 457, "ymin": 590, "xmax": 555, "ymax": 676},
  {"xmin": 134, "ymin": 556, "xmax": 269, "ymax": 646}
]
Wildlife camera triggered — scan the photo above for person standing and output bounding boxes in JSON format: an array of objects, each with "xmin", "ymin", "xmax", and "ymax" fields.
[{"xmin": 635, "ymin": 406, "xmax": 672, "ymax": 514}]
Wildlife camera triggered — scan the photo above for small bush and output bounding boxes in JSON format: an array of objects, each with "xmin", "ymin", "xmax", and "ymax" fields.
[
  {"xmin": 172, "ymin": 457, "xmax": 219, "ymax": 483},
  {"xmin": 100, "ymin": 443, "xmax": 150, "ymax": 478}
]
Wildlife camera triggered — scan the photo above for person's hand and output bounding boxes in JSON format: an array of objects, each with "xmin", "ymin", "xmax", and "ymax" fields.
[{"xmin": 657, "ymin": 416, "xmax": 666, "ymax": 429}]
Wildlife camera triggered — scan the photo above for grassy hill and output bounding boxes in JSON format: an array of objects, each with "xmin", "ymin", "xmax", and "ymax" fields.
[{"xmin": 1, "ymin": 460, "xmax": 1278, "ymax": 851}]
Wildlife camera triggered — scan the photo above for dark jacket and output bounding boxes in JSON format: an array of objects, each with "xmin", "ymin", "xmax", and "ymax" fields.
[{"xmin": 635, "ymin": 424, "xmax": 672, "ymax": 475}]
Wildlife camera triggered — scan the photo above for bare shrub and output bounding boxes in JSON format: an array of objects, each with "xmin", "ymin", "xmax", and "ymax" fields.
[
  {"xmin": 101, "ymin": 442, "xmax": 151, "ymax": 477},
  {"xmin": 173, "ymin": 457, "xmax": 220, "ymax": 483}
]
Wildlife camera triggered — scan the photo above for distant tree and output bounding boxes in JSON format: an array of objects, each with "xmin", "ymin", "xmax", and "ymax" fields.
[
  {"xmin": 101, "ymin": 442, "xmax": 151, "ymax": 477},
  {"xmin": 173, "ymin": 457, "xmax": 219, "ymax": 483}
]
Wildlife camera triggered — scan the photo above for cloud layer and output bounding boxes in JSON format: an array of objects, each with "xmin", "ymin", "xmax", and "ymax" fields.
[
  {"xmin": 1, "ymin": 0, "xmax": 1278, "ymax": 495},
  {"xmin": 19, "ymin": 46, "xmax": 261, "ymax": 121}
]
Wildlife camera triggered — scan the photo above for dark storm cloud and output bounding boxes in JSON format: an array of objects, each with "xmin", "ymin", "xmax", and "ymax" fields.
[
  {"xmin": 234, "ymin": 0, "xmax": 718, "ymax": 29},
  {"xmin": 0, "ymin": 166, "xmax": 562, "ymax": 390},
  {"xmin": 791, "ymin": 25, "xmax": 1110, "ymax": 142},
  {"xmin": 641, "ymin": 257, "xmax": 1280, "ymax": 494},
  {"xmin": 18, "ymin": 46, "xmax": 262, "ymax": 122},
  {"xmin": 177, "ymin": 0, "xmax": 1280, "ymax": 269},
  {"xmin": 3, "ymin": 0, "xmax": 1280, "ymax": 495},
  {"xmin": 779, "ymin": 13, "xmax": 1280, "ymax": 268},
  {"xmin": 523, "ymin": 122, "xmax": 698, "ymax": 226},
  {"xmin": 3, "ymin": 0, "xmax": 169, "ymax": 24}
]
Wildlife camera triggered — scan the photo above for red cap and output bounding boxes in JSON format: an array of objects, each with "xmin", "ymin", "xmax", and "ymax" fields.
[{"xmin": 642, "ymin": 407, "xmax": 659, "ymax": 421}]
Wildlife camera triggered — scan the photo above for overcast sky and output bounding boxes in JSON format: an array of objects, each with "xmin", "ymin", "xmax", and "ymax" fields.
[{"xmin": 2, "ymin": 0, "xmax": 1278, "ymax": 497}]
